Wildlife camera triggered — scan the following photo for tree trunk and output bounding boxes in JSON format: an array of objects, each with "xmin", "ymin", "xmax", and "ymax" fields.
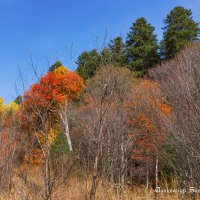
[
  {"xmin": 146, "ymin": 151, "xmax": 149, "ymax": 189},
  {"xmin": 59, "ymin": 103, "xmax": 73, "ymax": 151},
  {"xmin": 90, "ymin": 155, "xmax": 98, "ymax": 200},
  {"xmin": 62, "ymin": 113, "xmax": 73, "ymax": 151},
  {"xmin": 45, "ymin": 148, "xmax": 51, "ymax": 200},
  {"xmin": 155, "ymin": 154, "xmax": 158, "ymax": 189},
  {"xmin": 121, "ymin": 142, "xmax": 125, "ymax": 187},
  {"xmin": 155, "ymin": 154, "xmax": 159, "ymax": 200},
  {"xmin": 146, "ymin": 167, "xmax": 149, "ymax": 189}
]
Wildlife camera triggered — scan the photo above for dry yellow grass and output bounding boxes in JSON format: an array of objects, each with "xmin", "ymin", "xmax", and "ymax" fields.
[{"xmin": 0, "ymin": 167, "xmax": 197, "ymax": 200}]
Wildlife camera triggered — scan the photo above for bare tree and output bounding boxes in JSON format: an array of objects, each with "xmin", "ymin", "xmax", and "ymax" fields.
[
  {"xmin": 149, "ymin": 42, "xmax": 200, "ymax": 188},
  {"xmin": 0, "ymin": 117, "xmax": 20, "ymax": 192},
  {"xmin": 71, "ymin": 65, "xmax": 134, "ymax": 199}
]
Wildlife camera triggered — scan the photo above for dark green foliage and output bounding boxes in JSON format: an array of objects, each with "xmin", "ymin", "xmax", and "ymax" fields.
[
  {"xmin": 126, "ymin": 17, "xmax": 160, "ymax": 71},
  {"xmin": 100, "ymin": 47, "xmax": 112, "ymax": 65},
  {"xmin": 161, "ymin": 6, "xmax": 200, "ymax": 59},
  {"xmin": 48, "ymin": 61, "xmax": 63, "ymax": 72},
  {"xmin": 76, "ymin": 49, "xmax": 100, "ymax": 79},
  {"xmin": 51, "ymin": 133, "xmax": 69, "ymax": 156},
  {"xmin": 134, "ymin": 70, "xmax": 145, "ymax": 78},
  {"xmin": 108, "ymin": 36, "xmax": 127, "ymax": 66},
  {"xmin": 14, "ymin": 95, "xmax": 22, "ymax": 105},
  {"xmin": 100, "ymin": 37, "xmax": 127, "ymax": 66}
]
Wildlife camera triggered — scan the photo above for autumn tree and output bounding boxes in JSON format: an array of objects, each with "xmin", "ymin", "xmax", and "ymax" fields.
[
  {"xmin": 131, "ymin": 80, "xmax": 172, "ymax": 188},
  {"xmin": 24, "ymin": 65, "xmax": 83, "ymax": 150},
  {"xmin": 0, "ymin": 98, "xmax": 18, "ymax": 130},
  {"xmin": 20, "ymin": 65, "xmax": 83, "ymax": 199}
]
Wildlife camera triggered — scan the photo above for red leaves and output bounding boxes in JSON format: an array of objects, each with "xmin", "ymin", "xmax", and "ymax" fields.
[
  {"xmin": 17, "ymin": 66, "xmax": 84, "ymax": 164},
  {"xmin": 131, "ymin": 80, "xmax": 172, "ymax": 168},
  {"xmin": 24, "ymin": 66, "xmax": 84, "ymax": 109}
]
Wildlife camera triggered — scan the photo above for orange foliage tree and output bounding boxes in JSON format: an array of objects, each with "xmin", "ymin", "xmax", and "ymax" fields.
[
  {"xmin": 17, "ymin": 65, "xmax": 83, "ymax": 199},
  {"xmin": 20, "ymin": 66, "xmax": 83, "ymax": 163},
  {"xmin": 131, "ymin": 80, "xmax": 172, "ymax": 187}
]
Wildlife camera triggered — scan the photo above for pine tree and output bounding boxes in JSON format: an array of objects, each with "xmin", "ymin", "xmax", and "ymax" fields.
[
  {"xmin": 126, "ymin": 18, "xmax": 159, "ymax": 72},
  {"xmin": 76, "ymin": 49, "xmax": 100, "ymax": 79},
  {"xmin": 161, "ymin": 6, "xmax": 200, "ymax": 59},
  {"xmin": 108, "ymin": 36, "xmax": 127, "ymax": 66},
  {"xmin": 100, "ymin": 47, "xmax": 112, "ymax": 66},
  {"xmin": 48, "ymin": 61, "xmax": 63, "ymax": 72},
  {"xmin": 14, "ymin": 95, "xmax": 22, "ymax": 105}
]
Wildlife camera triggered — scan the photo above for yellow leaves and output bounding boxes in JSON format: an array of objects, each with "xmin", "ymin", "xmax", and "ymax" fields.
[
  {"xmin": 0, "ymin": 98, "xmax": 19, "ymax": 127},
  {"xmin": 48, "ymin": 128, "xmax": 58, "ymax": 144},
  {"xmin": 35, "ymin": 131, "xmax": 46, "ymax": 144},
  {"xmin": 0, "ymin": 98, "xmax": 7, "ymax": 113},
  {"xmin": 24, "ymin": 128, "xmax": 58, "ymax": 165},
  {"xmin": 0, "ymin": 97, "xmax": 19, "ymax": 114},
  {"xmin": 35, "ymin": 128, "xmax": 58, "ymax": 147},
  {"xmin": 7, "ymin": 101, "xmax": 19, "ymax": 113},
  {"xmin": 24, "ymin": 148, "xmax": 44, "ymax": 165},
  {"xmin": 0, "ymin": 98, "xmax": 4, "ymax": 110},
  {"xmin": 54, "ymin": 66, "xmax": 68, "ymax": 75}
]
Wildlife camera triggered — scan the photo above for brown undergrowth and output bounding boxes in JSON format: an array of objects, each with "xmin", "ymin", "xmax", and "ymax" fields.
[{"xmin": 0, "ymin": 166, "xmax": 196, "ymax": 200}]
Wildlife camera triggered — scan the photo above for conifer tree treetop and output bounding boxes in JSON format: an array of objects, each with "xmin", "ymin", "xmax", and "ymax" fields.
[
  {"xmin": 161, "ymin": 6, "xmax": 200, "ymax": 59},
  {"xmin": 126, "ymin": 17, "xmax": 160, "ymax": 72}
]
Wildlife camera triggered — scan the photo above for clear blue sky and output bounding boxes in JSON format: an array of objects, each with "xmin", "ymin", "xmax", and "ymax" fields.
[{"xmin": 0, "ymin": 0, "xmax": 200, "ymax": 103}]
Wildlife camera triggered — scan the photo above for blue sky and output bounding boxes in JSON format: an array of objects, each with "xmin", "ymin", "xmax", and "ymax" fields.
[{"xmin": 0, "ymin": 0, "xmax": 199, "ymax": 103}]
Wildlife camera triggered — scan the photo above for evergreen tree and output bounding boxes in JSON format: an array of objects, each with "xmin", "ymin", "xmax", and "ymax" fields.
[
  {"xmin": 14, "ymin": 95, "xmax": 22, "ymax": 105},
  {"xmin": 48, "ymin": 61, "xmax": 63, "ymax": 72},
  {"xmin": 108, "ymin": 36, "xmax": 127, "ymax": 66},
  {"xmin": 126, "ymin": 17, "xmax": 160, "ymax": 72},
  {"xmin": 76, "ymin": 49, "xmax": 100, "ymax": 79},
  {"xmin": 100, "ymin": 47, "xmax": 112, "ymax": 66},
  {"xmin": 161, "ymin": 6, "xmax": 200, "ymax": 59}
]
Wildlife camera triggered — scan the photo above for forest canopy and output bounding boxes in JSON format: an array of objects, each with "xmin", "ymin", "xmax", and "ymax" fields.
[{"xmin": 0, "ymin": 5, "xmax": 200, "ymax": 200}]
